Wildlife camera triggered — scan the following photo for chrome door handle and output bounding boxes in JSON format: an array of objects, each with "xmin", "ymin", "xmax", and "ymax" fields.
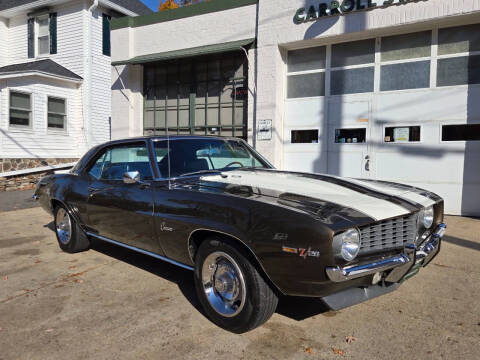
[{"xmin": 88, "ymin": 186, "xmax": 100, "ymax": 193}]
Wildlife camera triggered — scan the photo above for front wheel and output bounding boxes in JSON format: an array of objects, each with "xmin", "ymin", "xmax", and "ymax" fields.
[
  {"xmin": 194, "ymin": 237, "xmax": 278, "ymax": 333},
  {"xmin": 54, "ymin": 204, "xmax": 90, "ymax": 253}
]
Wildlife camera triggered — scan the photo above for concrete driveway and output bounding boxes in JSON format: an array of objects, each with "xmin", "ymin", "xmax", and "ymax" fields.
[{"xmin": 0, "ymin": 207, "xmax": 479, "ymax": 360}]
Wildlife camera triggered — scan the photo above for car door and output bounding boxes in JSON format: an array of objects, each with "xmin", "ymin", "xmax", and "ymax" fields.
[{"xmin": 84, "ymin": 141, "xmax": 161, "ymax": 254}]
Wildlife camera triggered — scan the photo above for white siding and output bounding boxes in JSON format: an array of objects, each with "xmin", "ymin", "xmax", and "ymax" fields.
[
  {"xmin": 0, "ymin": 17, "xmax": 8, "ymax": 67},
  {"xmin": 88, "ymin": 6, "xmax": 113, "ymax": 146},
  {"xmin": 0, "ymin": 0, "xmax": 118, "ymax": 159},
  {"xmin": 0, "ymin": 76, "xmax": 83, "ymax": 158}
]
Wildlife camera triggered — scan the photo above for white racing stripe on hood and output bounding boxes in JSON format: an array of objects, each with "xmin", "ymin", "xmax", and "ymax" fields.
[
  {"xmin": 344, "ymin": 178, "xmax": 436, "ymax": 208},
  {"xmin": 201, "ymin": 171, "xmax": 410, "ymax": 221}
]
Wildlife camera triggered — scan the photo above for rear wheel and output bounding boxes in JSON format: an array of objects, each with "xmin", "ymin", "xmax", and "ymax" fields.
[
  {"xmin": 194, "ymin": 237, "xmax": 278, "ymax": 333},
  {"xmin": 54, "ymin": 204, "xmax": 90, "ymax": 253}
]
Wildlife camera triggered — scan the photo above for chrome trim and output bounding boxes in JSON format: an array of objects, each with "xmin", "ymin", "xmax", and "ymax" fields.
[
  {"xmin": 86, "ymin": 231, "xmax": 194, "ymax": 271},
  {"xmin": 326, "ymin": 223, "xmax": 446, "ymax": 283},
  {"xmin": 326, "ymin": 253, "xmax": 411, "ymax": 283}
]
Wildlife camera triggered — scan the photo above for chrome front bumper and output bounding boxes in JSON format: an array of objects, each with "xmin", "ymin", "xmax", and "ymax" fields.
[{"xmin": 326, "ymin": 223, "xmax": 446, "ymax": 283}]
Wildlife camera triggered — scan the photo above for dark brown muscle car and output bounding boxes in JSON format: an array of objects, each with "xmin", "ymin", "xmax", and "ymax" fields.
[{"xmin": 33, "ymin": 136, "xmax": 446, "ymax": 333}]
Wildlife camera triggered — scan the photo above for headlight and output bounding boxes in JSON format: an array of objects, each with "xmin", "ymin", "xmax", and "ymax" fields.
[
  {"xmin": 333, "ymin": 228, "xmax": 361, "ymax": 261},
  {"xmin": 420, "ymin": 206, "xmax": 434, "ymax": 229}
]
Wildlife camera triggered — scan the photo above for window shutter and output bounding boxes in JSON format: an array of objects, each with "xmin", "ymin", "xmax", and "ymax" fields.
[
  {"xmin": 49, "ymin": 12, "xmax": 57, "ymax": 54},
  {"xmin": 27, "ymin": 18, "xmax": 34, "ymax": 58},
  {"xmin": 102, "ymin": 14, "xmax": 111, "ymax": 56}
]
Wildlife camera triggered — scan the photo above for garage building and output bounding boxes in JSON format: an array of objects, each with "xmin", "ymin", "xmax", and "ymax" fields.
[{"xmin": 110, "ymin": 0, "xmax": 480, "ymax": 216}]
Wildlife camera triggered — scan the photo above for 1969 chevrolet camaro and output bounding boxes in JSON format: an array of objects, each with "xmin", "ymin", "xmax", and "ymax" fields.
[{"xmin": 34, "ymin": 136, "xmax": 446, "ymax": 333}]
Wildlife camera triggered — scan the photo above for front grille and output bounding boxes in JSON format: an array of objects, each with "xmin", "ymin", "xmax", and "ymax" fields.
[{"xmin": 359, "ymin": 213, "xmax": 418, "ymax": 255}]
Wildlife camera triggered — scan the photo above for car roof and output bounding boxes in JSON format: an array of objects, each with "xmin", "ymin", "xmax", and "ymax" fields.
[{"xmin": 99, "ymin": 135, "xmax": 243, "ymax": 147}]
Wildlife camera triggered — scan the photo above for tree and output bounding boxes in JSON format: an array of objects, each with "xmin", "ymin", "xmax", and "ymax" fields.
[{"xmin": 158, "ymin": 0, "xmax": 180, "ymax": 11}]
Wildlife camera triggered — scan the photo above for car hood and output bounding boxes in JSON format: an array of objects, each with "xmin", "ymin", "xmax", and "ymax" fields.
[{"xmin": 198, "ymin": 169, "xmax": 438, "ymax": 222}]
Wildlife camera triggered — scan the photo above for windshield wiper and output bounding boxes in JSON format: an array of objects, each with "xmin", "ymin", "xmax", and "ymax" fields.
[{"xmin": 178, "ymin": 169, "xmax": 222, "ymax": 177}]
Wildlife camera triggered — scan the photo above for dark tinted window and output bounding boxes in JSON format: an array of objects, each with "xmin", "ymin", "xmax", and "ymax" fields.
[
  {"xmin": 385, "ymin": 126, "xmax": 421, "ymax": 142},
  {"xmin": 442, "ymin": 124, "xmax": 480, "ymax": 141},
  {"xmin": 291, "ymin": 130, "xmax": 319, "ymax": 143},
  {"xmin": 335, "ymin": 128, "xmax": 366, "ymax": 143}
]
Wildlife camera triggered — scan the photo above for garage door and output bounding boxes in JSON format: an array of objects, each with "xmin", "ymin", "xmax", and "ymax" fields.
[{"xmin": 284, "ymin": 23, "xmax": 480, "ymax": 216}]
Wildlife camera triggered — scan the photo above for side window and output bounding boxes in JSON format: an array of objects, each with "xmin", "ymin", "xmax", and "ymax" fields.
[
  {"xmin": 88, "ymin": 151, "xmax": 107, "ymax": 179},
  {"xmin": 88, "ymin": 144, "xmax": 153, "ymax": 180}
]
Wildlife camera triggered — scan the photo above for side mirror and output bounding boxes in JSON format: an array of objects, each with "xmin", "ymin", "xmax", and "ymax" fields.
[{"xmin": 123, "ymin": 171, "xmax": 141, "ymax": 184}]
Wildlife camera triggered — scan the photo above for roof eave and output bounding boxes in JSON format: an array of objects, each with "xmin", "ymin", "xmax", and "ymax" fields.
[{"xmin": 0, "ymin": 71, "xmax": 83, "ymax": 84}]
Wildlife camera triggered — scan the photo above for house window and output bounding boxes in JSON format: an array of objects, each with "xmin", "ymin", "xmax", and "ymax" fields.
[
  {"xmin": 47, "ymin": 97, "xmax": 66, "ymax": 129},
  {"xmin": 102, "ymin": 14, "xmax": 111, "ymax": 56},
  {"xmin": 37, "ymin": 15, "xmax": 50, "ymax": 56},
  {"xmin": 384, "ymin": 126, "xmax": 421, "ymax": 143},
  {"xmin": 10, "ymin": 91, "xmax": 32, "ymax": 127}
]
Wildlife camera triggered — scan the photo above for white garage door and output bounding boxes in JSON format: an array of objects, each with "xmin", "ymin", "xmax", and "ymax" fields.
[{"xmin": 284, "ymin": 23, "xmax": 480, "ymax": 216}]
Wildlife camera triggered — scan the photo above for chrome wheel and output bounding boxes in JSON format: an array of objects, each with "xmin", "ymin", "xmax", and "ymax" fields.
[
  {"xmin": 201, "ymin": 251, "xmax": 246, "ymax": 317},
  {"xmin": 55, "ymin": 208, "xmax": 72, "ymax": 245}
]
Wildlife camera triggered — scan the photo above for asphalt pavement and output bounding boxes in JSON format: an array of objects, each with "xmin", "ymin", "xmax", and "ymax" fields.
[
  {"xmin": 0, "ymin": 207, "xmax": 479, "ymax": 360},
  {"xmin": 0, "ymin": 189, "xmax": 38, "ymax": 212}
]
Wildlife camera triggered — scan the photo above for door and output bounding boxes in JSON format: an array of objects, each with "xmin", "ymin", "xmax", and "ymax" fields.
[
  {"xmin": 327, "ymin": 99, "xmax": 373, "ymax": 179},
  {"xmin": 85, "ymin": 142, "xmax": 161, "ymax": 254}
]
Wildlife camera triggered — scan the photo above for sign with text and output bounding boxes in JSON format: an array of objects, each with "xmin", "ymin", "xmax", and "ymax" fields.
[
  {"xmin": 257, "ymin": 119, "xmax": 272, "ymax": 141},
  {"xmin": 295, "ymin": 0, "xmax": 428, "ymax": 24}
]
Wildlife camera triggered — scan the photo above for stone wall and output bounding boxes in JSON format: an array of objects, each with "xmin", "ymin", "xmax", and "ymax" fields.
[{"xmin": 0, "ymin": 158, "xmax": 78, "ymax": 192}]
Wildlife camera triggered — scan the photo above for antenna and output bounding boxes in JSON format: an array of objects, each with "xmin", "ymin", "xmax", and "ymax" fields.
[{"xmin": 166, "ymin": 122, "xmax": 172, "ymax": 190}]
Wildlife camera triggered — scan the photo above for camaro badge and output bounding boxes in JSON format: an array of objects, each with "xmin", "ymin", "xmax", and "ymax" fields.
[
  {"xmin": 299, "ymin": 247, "xmax": 320, "ymax": 259},
  {"xmin": 282, "ymin": 246, "xmax": 320, "ymax": 258}
]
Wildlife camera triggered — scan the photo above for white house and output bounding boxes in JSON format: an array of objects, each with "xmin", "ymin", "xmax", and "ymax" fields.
[
  {"xmin": 110, "ymin": 0, "xmax": 480, "ymax": 216},
  {"xmin": 0, "ymin": 0, "xmax": 151, "ymax": 182}
]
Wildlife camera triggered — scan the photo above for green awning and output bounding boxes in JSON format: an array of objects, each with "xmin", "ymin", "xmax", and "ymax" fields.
[{"xmin": 112, "ymin": 38, "xmax": 255, "ymax": 66}]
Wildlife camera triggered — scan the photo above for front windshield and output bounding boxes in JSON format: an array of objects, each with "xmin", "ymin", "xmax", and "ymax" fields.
[{"xmin": 153, "ymin": 138, "xmax": 272, "ymax": 178}]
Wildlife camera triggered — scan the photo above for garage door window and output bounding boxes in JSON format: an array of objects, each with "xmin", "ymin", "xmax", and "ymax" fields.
[
  {"xmin": 437, "ymin": 24, "xmax": 480, "ymax": 86},
  {"xmin": 384, "ymin": 126, "xmax": 421, "ymax": 143},
  {"xmin": 335, "ymin": 128, "xmax": 366, "ymax": 144},
  {"xmin": 331, "ymin": 39, "xmax": 375, "ymax": 95},
  {"xmin": 287, "ymin": 47, "xmax": 326, "ymax": 98},
  {"xmin": 288, "ymin": 47, "xmax": 326, "ymax": 73},
  {"xmin": 287, "ymin": 73, "xmax": 325, "ymax": 98},
  {"xmin": 291, "ymin": 130, "xmax": 319, "ymax": 143},
  {"xmin": 442, "ymin": 124, "xmax": 480, "ymax": 141}
]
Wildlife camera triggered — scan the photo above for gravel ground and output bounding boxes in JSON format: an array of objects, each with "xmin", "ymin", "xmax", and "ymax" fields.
[{"xmin": 0, "ymin": 208, "xmax": 479, "ymax": 360}]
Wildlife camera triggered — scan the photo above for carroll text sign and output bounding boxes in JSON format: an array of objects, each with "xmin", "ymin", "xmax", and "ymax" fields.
[{"xmin": 295, "ymin": 0, "xmax": 428, "ymax": 24}]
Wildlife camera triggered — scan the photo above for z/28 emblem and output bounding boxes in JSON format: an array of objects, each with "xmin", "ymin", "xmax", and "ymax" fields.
[{"xmin": 282, "ymin": 246, "xmax": 320, "ymax": 259}]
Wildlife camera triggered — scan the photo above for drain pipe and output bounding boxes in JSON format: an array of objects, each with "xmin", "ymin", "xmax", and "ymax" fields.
[{"xmin": 85, "ymin": 0, "xmax": 99, "ymax": 150}]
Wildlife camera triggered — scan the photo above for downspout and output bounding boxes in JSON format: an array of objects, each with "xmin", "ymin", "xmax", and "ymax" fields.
[{"xmin": 86, "ymin": 0, "xmax": 98, "ymax": 149}]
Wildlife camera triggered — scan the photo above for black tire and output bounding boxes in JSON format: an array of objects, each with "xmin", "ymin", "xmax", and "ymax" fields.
[
  {"xmin": 53, "ymin": 204, "xmax": 90, "ymax": 253},
  {"xmin": 194, "ymin": 237, "xmax": 278, "ymax": 333}
]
